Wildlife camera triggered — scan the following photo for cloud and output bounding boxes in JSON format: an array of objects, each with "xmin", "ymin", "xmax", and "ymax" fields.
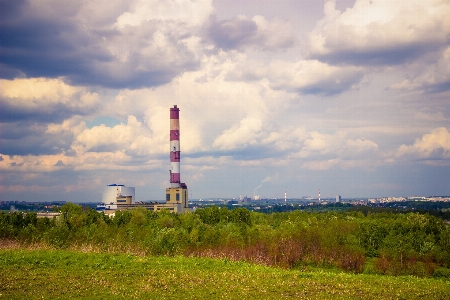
[
  {"xmin": 0, "ymin": 0, "xmax": 212, "ymax": 88},
  {"xmin": 0, "ymin": 78, "xmax": 100, "ymax": 156},
  {"xmin": 0, "ymin": 185, "xmax": 47, "ymax": 193},
  {"xmin": 54, "ymin": 160, "xmax": 65, "ymax": 167},
  {"xmin": 208, "ymin": 15, "xmax": 295, "ymax": 51},
  {"xmin": 74, "ymin": 115, "xmax": 155, "ymax": 156},
  {"xmin": 213, "ymin": 116, "xmax": 263, "ymax": 150},
  {"xmin": 301, "ymin": 158, "xmax": 342, "ymax": 171},
  {"xmin": 226, "ymin": 59, "xmax": 363, "ymax": 95},
  {"xmin": 0, "ymin": 153, "xmax": 71, "ymax": 174},
  {"xmin": 390, "ymin": 47, "xmax": 450, "ymax": 93},
  {"xmin": 261, "ymin": 127, "xmax": 308, "ymax": 152},
  {"xmin": 305, "ymin": 0, "xmax": 450, "ymax": 66},
  {"xmin": 0, "ymin": 145, "xmax": 164, "ymax": 176},
  {"xmin": 0, "ymin": 121, "xmax": 75, "ymax": 156},
  {"xmin": 298, "ymin": 131, "xmax": 378, "ymax": 157},
  {"xmin": 396, "ymin": 127, "xmax": 450, "ymax": 166},
  {"xmin": 209, "ymin": 115, "xmax": 380, "ymax": 171},
  {"xmin": 2, "ymin": 0, "xmax": 449, "ymax": 200},
  {"xmin": 268, "ymin": 60, "xmax": 363, "ymax": 95},
  {"xmin": 292, "ymin": 131, "xmax": 379, "ymax": 170},
  {"xmin": 0, "ymin": 78, "xmax": 100, "ymax": 123},
  {"xmin": 114, "ymin": 0, "xmax": 212, "ymax": 29}
]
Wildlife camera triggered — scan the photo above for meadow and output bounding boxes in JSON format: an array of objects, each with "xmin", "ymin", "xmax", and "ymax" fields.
[
  {"xmin": 2, "ymin": 204, "xmax": 450, "ymax": 298},
  {"xmin": 1, "ymin": 249, "xmax": 449, "ymax": 299}
]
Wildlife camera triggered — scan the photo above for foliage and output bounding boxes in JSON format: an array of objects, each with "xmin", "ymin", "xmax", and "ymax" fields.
[{"xmin": 1, "ymin": 203, "xmax": 450, "ymax": 276}]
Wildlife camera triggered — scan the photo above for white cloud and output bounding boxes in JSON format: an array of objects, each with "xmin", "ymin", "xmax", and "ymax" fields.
[
  {"xmin": 296, "ymin": 131, "xmax": 336, "ymax": 157},
  {"xmin": 291, "ymin": 130, "xmax": 379, "ymax": 170},
  {"xmin": 213, "ymin": 116, "xmax": 263, "ymax": 150},
  {"xmin": 396, "ymin": 127, "xmax": 450, "ymax": 165},
  {"xmin": 261, "ymin": 127, "xmax": 308, "ymax": 151},
  {"xmin": 227, "ymin": 59, "xmax": 363, "ymax": 95},
  {"xmin": 0, "ymin": 78, "xmax": 100, "ymax": 111},
  {"xmin": 0, "ymin": 153, "xmax": 70, "ymax": 173},
  {"xmin": 305, "ymin": 0, "xmax": 450, "ymax": 65},
  {"xmin": 114, "ymin": 0, "xmax": 213, "ymax": 29},
  {"xmin": 45, "ymin": 117, "xmax": 87, "ymax": 141},
  {"xmin": 74, "ymin": 115, "xmax": 155, "ymax": 156},
  {"xmin": 208, "ymin": 15, "xmax": 295, "ymax": 51},
  {"xmin": 346, "ymin": 138, "xmax": 379, "ymax": 153},
  {"xmin": 251, "ymin": 15, "xmax": 296, "ymax": 50},
  {"xmin": 0, "ymin": 78, "xmax": 101, "ymax": 129},
  {"xmin": 302, "ymin": 158, "xmax": 341, "ymax": 171}
]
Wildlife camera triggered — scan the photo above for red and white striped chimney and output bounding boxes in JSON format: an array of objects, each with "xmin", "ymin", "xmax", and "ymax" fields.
[{"xmin": 170, "ymin": 105, "xmax": 181, "ymax": 188}]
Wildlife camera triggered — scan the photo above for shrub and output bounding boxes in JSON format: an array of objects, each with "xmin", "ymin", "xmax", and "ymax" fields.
[
  {"xmin": 433, "ymin": 267, "xmax": 450, "ymax": 279},
  {"xmin": 338, "ymin": 249, "xmax": 366, "ymax": 273}
]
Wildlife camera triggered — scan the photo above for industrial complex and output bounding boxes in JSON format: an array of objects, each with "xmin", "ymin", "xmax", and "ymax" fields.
[{"xmin": 97, "ymin": 105, "xmax": 190, "ymax": 215}]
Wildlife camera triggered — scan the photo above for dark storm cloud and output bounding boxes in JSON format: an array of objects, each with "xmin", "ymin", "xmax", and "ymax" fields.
[
  {"xmin": 0, "ymin": 1, "xmax": 103, "ymax": 78},
  {"xmin": 0, "ymin": 121, "xmax": 74, "ymax": 155},
  {"xmin": 0, "ymin": 0, "xmax": 200, "ymax": 89},
  {"xmin": 0, "ymin": 101, "xmax": 85, "ymax": 124}
]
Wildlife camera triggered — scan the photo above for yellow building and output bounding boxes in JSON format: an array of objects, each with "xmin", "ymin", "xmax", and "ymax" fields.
[{"xmin": 164, "ymin": 186, "xmax": 189, "ymax": 213}]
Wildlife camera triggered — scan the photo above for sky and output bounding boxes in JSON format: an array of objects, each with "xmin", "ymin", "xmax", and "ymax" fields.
[{"xmin": 1, "ymin": 0, "xmax": 449, "ymax": 202}]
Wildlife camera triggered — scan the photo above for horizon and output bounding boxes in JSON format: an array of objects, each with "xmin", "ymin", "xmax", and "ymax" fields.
[
  {"xmin": 3, "ymin": 194, "xmax": 450, "ymax": 204},
  {"xmin": 1, "ymin": 0, "xmax": 449, "ymax": 202}
]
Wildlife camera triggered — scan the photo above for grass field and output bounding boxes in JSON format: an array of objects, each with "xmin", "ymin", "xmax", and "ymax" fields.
[{"xmin": 1, "ymin": 249, "xmax": 449, "ymax": 299}]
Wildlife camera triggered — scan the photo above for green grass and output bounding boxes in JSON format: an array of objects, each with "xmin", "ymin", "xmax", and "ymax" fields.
[{"xmin": 0, "ymin": 249, "xmax": 449, "ymax": 299}]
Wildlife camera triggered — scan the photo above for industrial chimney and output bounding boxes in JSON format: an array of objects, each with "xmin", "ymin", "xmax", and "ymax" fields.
[
  {"xmin": 166, "ymin": 105, "xmax": 189, "ymax": 212},
  {"xmin": 170, "ymin": 105, "xmax": 181, "ymax": 188}
]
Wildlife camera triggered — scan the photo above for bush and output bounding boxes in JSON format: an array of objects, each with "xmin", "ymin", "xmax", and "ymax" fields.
[
  {"xmin": 433, "ymin": 267, "xmax": 450, "ymax": 279},
  {"xmin": 338, "ymin": 249, "xmax": 366, "ymax": 273}
]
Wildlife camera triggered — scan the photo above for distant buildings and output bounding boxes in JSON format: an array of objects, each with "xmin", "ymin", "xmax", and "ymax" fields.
[
  {"xmin": 336, "ymin": 195, "xmax": 341, "ymax": 203},
  {"xmin": 242, "ymin": 196, "xmax": 252, "ymax": 203}
]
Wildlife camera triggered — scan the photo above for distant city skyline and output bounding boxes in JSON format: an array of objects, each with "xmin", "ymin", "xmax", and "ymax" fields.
[{"xmin": 1, "ymin": 0, "xmax": 449, "ymax": 202}]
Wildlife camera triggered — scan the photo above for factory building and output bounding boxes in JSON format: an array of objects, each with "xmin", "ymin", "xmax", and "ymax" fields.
[{"xmin": 97, "ymin": 105, "xmax": 190, "ymax": 215}]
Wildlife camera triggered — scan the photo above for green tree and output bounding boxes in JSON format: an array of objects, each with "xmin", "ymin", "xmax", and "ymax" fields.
[
  {"xmin": 60, "ymin": 203, "xmax": 85, "ymax": 230},
  {"xmin": 230, "ymin": 208, "xmax": 251, "ymax": 226},
  {"xmin": 113, "ymin": 210, "xmax": 132, "ymax": 227}
]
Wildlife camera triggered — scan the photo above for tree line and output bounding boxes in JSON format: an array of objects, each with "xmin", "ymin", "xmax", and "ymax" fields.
[{"xmin": 1, "ymin": 203, "xmax": 449, "ymax": 277}]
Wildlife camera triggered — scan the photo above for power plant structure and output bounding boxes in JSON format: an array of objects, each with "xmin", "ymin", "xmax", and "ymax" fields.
[
  {"xmin": 98, "ymin": 184, "xmax": 136, "ymax": 213},
  {"xmin": 97, "ymin": 105, "xmax": 190, "ymax": 215},
  {"xmin": 102, "ymin": 184, "xmax": 135, "ymax": 205},
  {"xmin": 165, "ymin": 105, "xmax": 189, "ymax": 212}
]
